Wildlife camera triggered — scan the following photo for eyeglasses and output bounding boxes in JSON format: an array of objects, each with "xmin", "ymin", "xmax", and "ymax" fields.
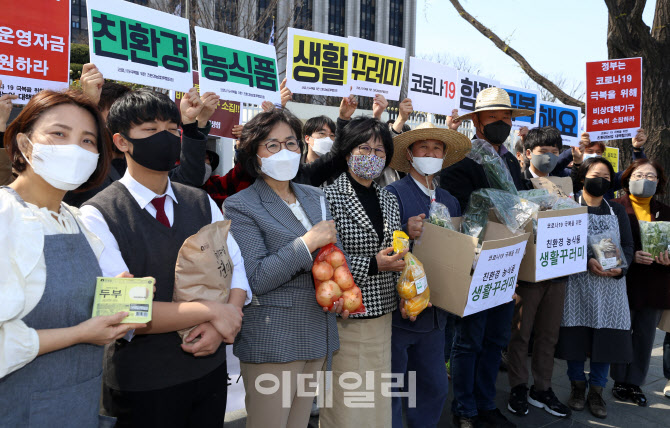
[
  {"xmin": 355, "ymin": 145, "xmax": 386, "ymax": 158},
  {"xmin": 262, "ymin": 137, "xmax": 301, "ymax": 153},
  {"xmin": 631, "ymin": 172, "xmax": 658, "ymax": 181}
]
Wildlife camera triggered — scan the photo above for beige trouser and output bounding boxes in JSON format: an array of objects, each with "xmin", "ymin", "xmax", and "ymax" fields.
[
  {"xmin": 241, "ymin": 357, "xmax": 325, "ymax": 428},
  {"xmin": 319, "ymin": 313, "xmax": 393, "ymax": 428}
]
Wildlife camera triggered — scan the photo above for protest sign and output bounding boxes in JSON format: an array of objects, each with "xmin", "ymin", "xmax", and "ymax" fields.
[
  {"xmin": 603, "ymin": 146, "xmax": 620, "ymax": 172},
  {"xmin": 501, "ymin": 85, "xmax": 540, "ymax": 130},
  {"xmin": 586, "ymin": 57, "xmax": 642, "ymax": 141},
  {"xmin": 457, "ymin": 71, "xmax": 499, "ymax": 117},
  {"xmin": 173, "ymin": 71, "xmax": 241, "ymax": 139},
  {"xmin": 87, "ymin": 0, "xmax": 193, "ymax": 92},
  {"xmin": 407, "ymin": 57, "xmax": 458, "ymax": 115},
  {"xmin": 195, "ymin": 27, "xmax": 280, "ymax": 106},
  {"xmin": 286, "ymin": 28, "xmax": 349, "ymax": 97},
  {"xmin": 348, "ymin": 37, "xmax": 405, "ymax": 101},
  {"xmin": 0, "ymin": 0, "xmax": 70, "ymax": 103},
  {"xmin": 539, "ymin": 101, "xmax": 582, "ymax": 146}
]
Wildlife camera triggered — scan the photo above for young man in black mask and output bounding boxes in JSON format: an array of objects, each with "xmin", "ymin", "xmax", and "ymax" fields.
[{"xmin": 440, "ymin": 87, "xmax": 533, "ymax": 428}]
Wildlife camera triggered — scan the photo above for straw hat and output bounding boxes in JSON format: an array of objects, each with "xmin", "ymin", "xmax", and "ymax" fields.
[
  {"xmin": 389, "ymin": 122, "xmax": 472, "ymax": 174},
  {"xmin": 454, "ymin": 87, "xmax": 534, "ymax": 122}
]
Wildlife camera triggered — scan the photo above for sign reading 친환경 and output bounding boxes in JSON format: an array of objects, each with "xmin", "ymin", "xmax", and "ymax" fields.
[
  {"xmin": 87, "ymin": 0, "xmax": 193, "ymax": 92},
  {"xmin": 534, "ymin": 213, "xmax": 588, "ymax": 281}
]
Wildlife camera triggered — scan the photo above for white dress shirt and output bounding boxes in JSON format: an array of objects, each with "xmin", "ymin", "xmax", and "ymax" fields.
[
  {"xmin": 285, "ymin": 200, "xmax": 313, "ymax": 257},
  {"xmin": 79, "ymin": 172, "xmax": 252, "ymax": 305},
  {"xmin": 0, "ymin": 190, "xmax": 104, "ymax": 378}
]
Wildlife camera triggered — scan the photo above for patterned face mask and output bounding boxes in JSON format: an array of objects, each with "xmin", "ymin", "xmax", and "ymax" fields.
[{"xmin": 347, "ymin": 154, "xmax": 386, "ymax": 180}]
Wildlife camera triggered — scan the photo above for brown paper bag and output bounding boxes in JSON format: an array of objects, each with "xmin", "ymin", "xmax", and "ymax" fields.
[
  {"xmin": 530, "ymin": 176, "xmax": 573, "ymax": 199},
  {"xmin": 174, "ymin": 220, "xmax": 234, "ymax": 343}
]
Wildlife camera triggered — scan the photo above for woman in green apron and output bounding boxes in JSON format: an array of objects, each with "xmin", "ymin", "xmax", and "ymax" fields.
[
  {"xmin": 556, "ymin": 157, "xmax": 634, "ymax": 420},
  {"xmin": 0, "ymin": 90, "xmax": 145, "ymax": 426}
]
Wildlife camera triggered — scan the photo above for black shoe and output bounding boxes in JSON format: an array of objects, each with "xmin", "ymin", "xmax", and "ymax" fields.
[
  {"xmin": 499, "ymin": 350, "xmax": 509, "ymax": 372},
  {"xmin": 528, "ymin": 386, "xmax": 571, "ymax": 418},
  {"xmin": 612, "ymin": 382, "xmax": 632, "ymax": 401},
  {"xmin": 507, "ymin": 384, "xmax": 529, "ymax": 416},
  {"xmin": 630, "ymin": 384, "xmax": 648, "ymax": 407},
  {"xmin": 479, "ymin": 408, "xmax": 516, "ymax": 428},
  {"xmin": 452, "ymin": 414, "xmax": 479, "ymax": 428}
]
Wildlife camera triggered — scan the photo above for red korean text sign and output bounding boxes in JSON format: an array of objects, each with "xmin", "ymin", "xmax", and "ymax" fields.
[
  {"xmin": 586, "ymin": 57, "xmax": 642, "ymax": 142},
  {"xmin": 0, "ymin": 0, "xmax": 71, "ymax": 103}
]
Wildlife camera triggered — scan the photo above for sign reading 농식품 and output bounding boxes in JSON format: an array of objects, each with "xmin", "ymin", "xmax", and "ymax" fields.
[
  {"xmin": 539, "ymin": 101, "xmax": 582, "ymax": 146},
  {"xmin": 195, "ymin": 26, "xmax": 280, "ymax": 106},
  {"xmin": 87, "ymin": 0, "xmax": 193, "ymax": 92},
  {"xmin": 0, "ymin": 0, "xmax": 70, "ymax": 103},
  {"xmin": 407, "ymin": 57, "xmax": 459, "ymax": 115},
  {"xmin": 348, "ymin": 37, "xmax": 405, "ymax": 101}
]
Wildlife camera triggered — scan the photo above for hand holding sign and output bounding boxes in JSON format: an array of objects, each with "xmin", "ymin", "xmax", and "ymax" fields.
[
  {"xmin": 181, "ymin": 88, "xmax": 205, "ymax": 125},
  {"xmin": 279, "ymin": 78, "xmax": 292, "ymax": 108},
  {"xmin": 339, "ymin": 94, "xmax": 358, "ymax": 121},
  {"xmin": 632, "ymin": 128, "xmax": 647, "ymax": 148},
  {"xmin": 80, "ymin": 64, "xmax": 104, "ymax": 105},
  {"xmin": 197, "ymin": 92, "xmax": 220, "ymax": 128},
  {"xmin": 446, "ymin": 108, "xmax": 461, "ymax": 131},
  {"xmin": 372, "ymin": 94, "xmax": 388, "ymax": 120},
  {"xmin": 0, "ymin": 84, "xmax": 18, "ymax": 132}
]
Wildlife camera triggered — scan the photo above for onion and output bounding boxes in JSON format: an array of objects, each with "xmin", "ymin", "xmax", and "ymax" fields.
[
  {"xmin": 333, "ymin": 266, "xmax": 354, "ymax": 290},
  {"xmin": 326, "ymin": 250, "xmax": 346, "ymax": 269},
  {"xmin": 313, "ymin": 261, "xmax": 334, "ymax": 281},
  {"xmin": 342, "ymin": 287, "xmax": 363, "ymax": 312},
  {"xmin": 316, "ymin": 280, "xmax": 342, "ymax": 308}
]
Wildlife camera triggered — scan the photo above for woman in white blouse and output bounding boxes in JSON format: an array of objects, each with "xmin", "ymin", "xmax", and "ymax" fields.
[{"xmin": 0, "ymin": 90, "xmax": 146, "ymax": 426}]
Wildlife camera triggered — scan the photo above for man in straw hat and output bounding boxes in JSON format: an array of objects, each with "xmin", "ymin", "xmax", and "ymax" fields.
[
  {"xmin": 440, "ymin": 87, "xmax": 533, "ymax": 428},
  {"xmin": 385, "ymin": 122, "xmax": 471, "ymax": 427}
]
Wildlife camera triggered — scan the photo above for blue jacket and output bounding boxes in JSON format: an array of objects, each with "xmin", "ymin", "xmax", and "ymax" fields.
[{"xmin": 386, "ymin": 175, "xmax": 461, "ymax": 332}]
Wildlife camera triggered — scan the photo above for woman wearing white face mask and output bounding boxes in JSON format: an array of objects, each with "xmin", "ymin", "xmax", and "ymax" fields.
[
  {"xmin": 0, "ymin": 90, "xmax": 146, "ymax": 426},
  {"xmin": 385, "ymin": 122, "xmax": 472, "ymax": 428},
  {"xmin": 223, "ymin": 108, "xmax": 348, "ymax": 428}
]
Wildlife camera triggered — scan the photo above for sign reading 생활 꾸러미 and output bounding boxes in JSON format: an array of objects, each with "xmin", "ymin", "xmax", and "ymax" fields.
[
  {"xmin": 195, "ymin": 26, "xmax": 280, "ymax": 106},
  {"xmin": 457, "ymin": 71, "xmax": 500, "ymax": 117},
  {"xmin": 539, "ymin": 101, "xmax": 582, "ymax": 146},
  {"xmin": 463, "ymin": 240, "xmax": 527, "ymax": 317},
  {"xmin": 87, "ymin": 0, "xmax": 193, "ymax": 92},
  {"xmin": 348, "ymin": 37, "xmax": 405, "ymax": 101},
  {"xmin": 407, "ymin": 57, "xmax": 459, "ymax": 115},
  {"xmin": 0, "ymin": 0, "xmax": 70, "ymax": 104},
  {"xmin": 586, "ymin": 57, "xmax": 642, "ymax": 142},
  {"xmin": 286, "ymin": 28, "xmax": 349, "ymax": 97},
  {"xmin": 535, "ymin": 213, "xmax": 588, "ymax": 281},
  {"xmin": 501, "ymin": 85, "xmax": 540, "ymax": 130}
]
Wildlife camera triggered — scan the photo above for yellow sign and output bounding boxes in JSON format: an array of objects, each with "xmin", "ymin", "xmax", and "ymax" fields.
[
  {"xmin": 351, "ymin": 50, "xmax": 403, "ymax": 87},
  {"xmin": 291, "ymin": 35, "xmax": 348, "ymax": 86},
  {"xmin": 603, "ymin": 147, "xmax": 619, "ymax": 173}
]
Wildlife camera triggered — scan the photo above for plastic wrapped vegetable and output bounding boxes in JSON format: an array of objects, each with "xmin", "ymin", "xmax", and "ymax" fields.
[
  {"xmin": 552, "ymin": 197, "xmax": 581, "ymax": 210},
  {"xmin": 519, "ymin": 189, "xmax": 559, "ymax": 211},
  {"xmin": 428, "ymin": 201, "xmax": 455, "ymax": 231},
  {"xmin": 461, "ymin": 188, "xmax": 539, "ymax": 240},
  {"xmin": 639, "ymin": 221, "xmax": 670, "ymax": 258},
  {"xmin": 467, "ymin": 139, "xmax": 518, "ymax": 195},
  {"xmin": 393, "ymin": 231, "xmax": 430, "ymax": 317},
  {"xmin": 312, "ymin": 243, "xmax": 366, "ymax": 314},
  {"xmin": 588, "ymin": 232, "xmax": 629, "ymax": 270}
]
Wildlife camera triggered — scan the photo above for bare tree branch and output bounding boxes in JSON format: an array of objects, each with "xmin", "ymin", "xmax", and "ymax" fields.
[{"xmin": 448, "ymin": 0, "xmax": 585, "ymax": 111}]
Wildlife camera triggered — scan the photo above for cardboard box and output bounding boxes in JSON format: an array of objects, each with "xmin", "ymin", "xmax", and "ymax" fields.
[
  {"xmin": 518, "ymin": 207, "xmax": 588, "ymax": 282},
  {"xmin": 413, "ymin": 218, "xmax": 530, "ymax": 317}
]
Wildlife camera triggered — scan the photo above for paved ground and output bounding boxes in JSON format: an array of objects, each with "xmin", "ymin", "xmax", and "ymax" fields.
[{"xmin": 225, "ymin": 329, "xmax": 670, "ymax": 427}]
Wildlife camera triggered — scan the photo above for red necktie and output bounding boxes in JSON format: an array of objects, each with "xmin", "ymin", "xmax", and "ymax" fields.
[{"xmin": 151, "ymin": 196, "xmax": 170, "ymax": 228}]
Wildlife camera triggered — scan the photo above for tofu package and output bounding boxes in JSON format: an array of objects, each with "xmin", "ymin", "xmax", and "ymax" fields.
[
  {"xmin": 92, "ymin": 277, "xmax": 155, "ymax": 323},
  {"xmin": 173, "ymin": 220, "xmax": 234, "ymax": 343}
]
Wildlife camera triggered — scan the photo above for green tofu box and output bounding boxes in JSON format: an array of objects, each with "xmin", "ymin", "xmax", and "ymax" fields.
[{"xmin": 92, "ymin": 277, "xmax": 154, "ymax": 323}]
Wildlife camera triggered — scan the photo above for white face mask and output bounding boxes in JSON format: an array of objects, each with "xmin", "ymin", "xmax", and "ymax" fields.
[
  {"xmin": 202, "ymin": 163, "xmax": 213, "ymax": 186},
  {"xmin": 21, "ymin": 136, "xmax": 99, "ymax": 191},
  {"xmin": 311, "ymin": 137, "xmax": 334, "ymax": 156},
  {"xmin": 410, "ymin": 153, "xmax": 444, "ymax": 176},
  {"xmin": 583, "ymin": 153, "xmax": 601, "ymax": 161},
  {"xmin": 258, "ymin": 149, "xmax": 301, "ymax": 182}
]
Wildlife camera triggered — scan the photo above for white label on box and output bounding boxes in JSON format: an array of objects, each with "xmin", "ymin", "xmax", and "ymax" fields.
[
  {"xmin": 415, "ymin": 276, "xmax": 427, "ymax": 294},
  {"xmin": 463, "ymin": 240, "xmax": 527, "ymax": 317},
  {"xmin": 534, "ymin": 213, "xmax": 588, "ymax": 281},
  {"xmin": 600, "ymin": 256, "xmax": 618, "ymax": 270}
]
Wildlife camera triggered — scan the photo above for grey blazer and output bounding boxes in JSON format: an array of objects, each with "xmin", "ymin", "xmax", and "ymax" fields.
[{"xmin": 224, "ymin": 178, "xmax": 340, "ymax": 364}]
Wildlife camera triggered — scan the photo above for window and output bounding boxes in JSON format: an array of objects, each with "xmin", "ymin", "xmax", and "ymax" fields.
[
  {"xmin": 389, "ymin": 0, "xmax": 404, "ymax": 47},
  {"xmin": 328, "ymin": 0, "xmax": 345, "ymax": 36},
  {"xmin": 216, "ymin": 1, "xmax": 238, "ymax": 34},
  {"xmin": 257, "ymin": 0, "xmax": 277, "ymax": 43},
  {"xmin": 294, "ymin": 0, "xmax": 312, "ymax": 30},
  {"xmin": 359, "ymin": 0, "xmax": 375, "ymax": 41}
]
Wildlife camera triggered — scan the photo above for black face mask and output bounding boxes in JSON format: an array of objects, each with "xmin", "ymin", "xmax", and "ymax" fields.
[
  {"xmin": 123, "ymin": 130, "xmax": 181, "ymax": 172},
  {"xmin": 482, "ymin": 120, "xmax": 512, "ymax": 145},
  {"xmin": 584, "ymin": 177, "xmax": 610, "ymax": 197}
]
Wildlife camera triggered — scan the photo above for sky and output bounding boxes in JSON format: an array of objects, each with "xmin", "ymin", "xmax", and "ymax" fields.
[{"xmin": 415, "ymin": 0, "xmax": 657, "ymax": 100}]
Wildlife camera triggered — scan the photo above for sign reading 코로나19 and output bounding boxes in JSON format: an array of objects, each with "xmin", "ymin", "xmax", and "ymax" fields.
[
  {"xmin": 195, "ymin": 26, "xmax": 280, "ymax": 106},
  {"xmin": 407, "ymin": 57, "xmax": 459, "ymax": 116},
  {"xmin": 0, "ymin": 0, "xmax": 70, "ymax": 104},
  {"xmin": 348, "ymin": 37, "xmax": 405, "ymax": 101},
  {"xmin": 86, "ymin": 0, "xmax": 193, "ymax": 92},
  {"xmin": 586, "ymin": 57, "xmax": 642, "ymax": 142},
  {"xmin": 501, "ymin": 85, "xmax": 540, "ymax": 130},
  {"xmin": 539, "ymin": 101, "xmax": 582, "ymax": 147},
  {"xmin": 534, "ymin": 213, "xmax": 588, "ymax": 282},
  {"xmin": 286, "ymin": 28, "xmax": 349, "ymax": 97}
]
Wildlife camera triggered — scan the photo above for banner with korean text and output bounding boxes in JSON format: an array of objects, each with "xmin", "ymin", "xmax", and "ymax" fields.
[
  {"xmin": 0, "ymin": 0, "xmax": 70, "ymax": 103},
  {"xmin": 539, "ymin": 101, "xmax": 582, "ymax": 146},
  {"xmin": 348, "ymin": 37, "xmax": 405, "ymax": 101},
  {"xmin": 286, "ymin": 28, "xmax": 350, "ymax": 97},
  {"xmin": 457, "ymin": 71, "xmax": 500, "ymax": 118},
  {"xmin": 586, "ymin": 57, "xmax": 642, "ymax": 142},
  {"xmin": 87, "ymin": 0, "xmax": 193, "ymax": 92},
  {"xmin": 501, "ymin": 85, "xmax": 540, "ymax": 130},
  {"xmin": 407, "ymin": 57, "xmax": 458, "ymax": 115}
]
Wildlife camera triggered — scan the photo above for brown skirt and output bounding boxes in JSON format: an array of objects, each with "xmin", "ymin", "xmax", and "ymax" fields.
[{"xmin": 555, "ymin": 326, "xmax": 633, "ymax": 364}]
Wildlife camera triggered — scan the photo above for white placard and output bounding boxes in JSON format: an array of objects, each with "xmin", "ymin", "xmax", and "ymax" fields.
[
  {"xmin": 286, "ymin": 28, "xmax": 350, "ymax": 97},
  {"xmin": 195, "ymin": 27, "xmax": 280, "ymax": 106},
  {"xmin": 535, "ymin": 213, "xmax": 588, "ymax": 281},
  {"xmin": 87, "ymin": 0, "xmax": 193, "ymax": 92},
  {"xmin": 457, "ymin": 71, "xmax": 500, "ymax": 118},
  {"xmin": 463, "ymin": 240, "xmax": 527, "ymax": 317},
  {"xmin": 407, "ymin": 57, "xmax": 459, "ymax": 115},
  {"xmin": 539, "ymin": 101, "xmax": 582, "ymax": 146},
  {"xmin": 501, "ymin": 84, "xmax": 541, "ymax": 130},
  {"xmin": 348, "ymin": 37, "xmax": 405, "ymax": 101}
]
